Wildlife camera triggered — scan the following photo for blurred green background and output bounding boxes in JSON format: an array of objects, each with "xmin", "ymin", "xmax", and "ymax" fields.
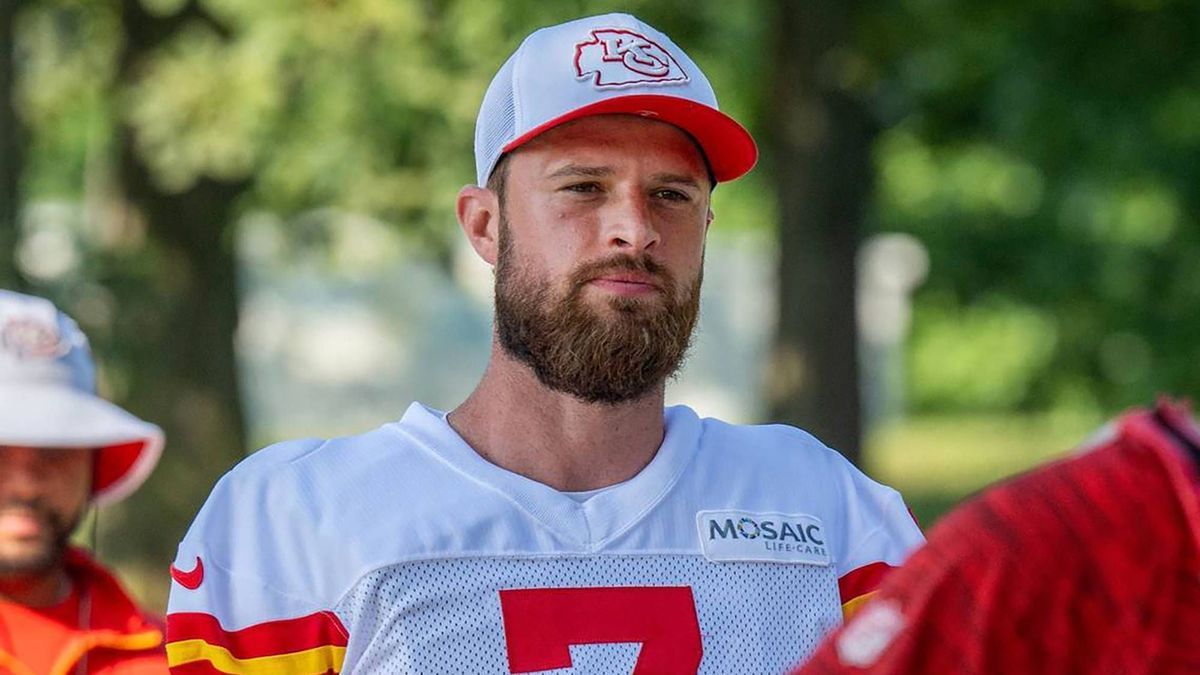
[{"xmin": 4, "ymin": 0, "xmax": 1197, "ymax": 610}]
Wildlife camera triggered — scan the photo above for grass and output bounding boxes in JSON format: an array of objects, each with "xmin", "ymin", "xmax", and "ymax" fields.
[{"xmin": 865, "ymin": 411, "xmax": 1104, "ymax": 526}]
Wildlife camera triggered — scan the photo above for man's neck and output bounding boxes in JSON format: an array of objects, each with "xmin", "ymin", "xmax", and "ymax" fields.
[
  {"xmin": 448, "ymin": 344, "xmax": 668, "ymax": 492},
  {"xmin": 0, "ymin": 565, "xmax": 71, "ymax": 608}
]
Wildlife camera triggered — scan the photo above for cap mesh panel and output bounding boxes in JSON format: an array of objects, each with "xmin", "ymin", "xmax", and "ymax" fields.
[{"xmin": 475, "ymin": 54, "xmax": 518, "ymax": 186}]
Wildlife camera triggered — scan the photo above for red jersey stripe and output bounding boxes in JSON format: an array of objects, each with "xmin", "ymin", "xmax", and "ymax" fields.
[
  {"xmin": 166, "ymin": 611, "xmax": 348, "ymax": 658},
  {"xmin": 837, "ymin": 561, "xmax": 894, "ymax": 606}
]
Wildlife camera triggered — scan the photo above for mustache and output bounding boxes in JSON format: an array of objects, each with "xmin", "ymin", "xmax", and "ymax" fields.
[{"xmin": 569, "ymin": 254, "xmax": 675, "ymax": 292}]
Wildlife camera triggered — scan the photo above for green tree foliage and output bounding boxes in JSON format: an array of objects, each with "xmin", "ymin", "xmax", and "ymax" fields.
[
  {"xmin": 18, "ymin": 0, "xmax": 767, "ymax": 253},
  {"xmin": 858, "ymin": 0, "xmax": 1200, "ymax": 414}
]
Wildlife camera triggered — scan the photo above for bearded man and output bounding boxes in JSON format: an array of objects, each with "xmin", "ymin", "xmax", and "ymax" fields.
[
  {"xmin": 165, "ymin": 13, "xmax": 922, "ymax": 675},
  {"xmin": 0, "ymin": 290, "xmax": 166, "ymax": 674}
]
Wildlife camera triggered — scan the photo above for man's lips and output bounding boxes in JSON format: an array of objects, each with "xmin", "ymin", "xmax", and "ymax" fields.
[
  {"xmin": 0, "ymin": 510, "xmax": 45, "ymax": 539},
  {"xmin": 588, "ymin": 272, "xmax": 663, "ymax": 295}
]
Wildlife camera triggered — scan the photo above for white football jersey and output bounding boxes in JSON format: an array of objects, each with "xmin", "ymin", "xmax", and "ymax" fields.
[{"xmin": 165, "ymin": 404, "xmax": 923, "ymax": 674}]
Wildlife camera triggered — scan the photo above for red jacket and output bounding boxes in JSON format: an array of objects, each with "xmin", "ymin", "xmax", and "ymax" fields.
[
  {"xmin": 794, "ymin": 404, "xmax": 1200, "ymax": 675},
  {"xmin": 0, "ymin": 548, "xmax": 166, "ymax": 675}
]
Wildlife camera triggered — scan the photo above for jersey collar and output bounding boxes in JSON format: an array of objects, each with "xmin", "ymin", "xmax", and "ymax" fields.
[{"xmin": 395, "ymin": 403, "xmax": 703, "ymax": 550}]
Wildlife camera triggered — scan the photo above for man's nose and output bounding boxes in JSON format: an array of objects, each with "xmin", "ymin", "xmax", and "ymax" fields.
[
  {"xmin": 602, "ymin": 192, "xmax": 661, "ymax": 252},
  {"xmin": 0, "ymin": 447, "xmax": 48, "ymax": 499}
]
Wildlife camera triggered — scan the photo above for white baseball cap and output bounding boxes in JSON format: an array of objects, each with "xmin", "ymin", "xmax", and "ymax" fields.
[
  {"xmin": 0, "ymin": 290, "xmax": 163, "ymax": 506},
  {"xmin": 474, "ymin": 12, "xmax": 758, "ymax": 187}
]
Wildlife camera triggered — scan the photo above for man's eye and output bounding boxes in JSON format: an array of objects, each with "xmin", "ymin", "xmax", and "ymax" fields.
[
  {"xmin": 564, "ymin": 182, "xmax": 602, "ymax": 193},
  {"xmin": 655, "ymin": 189, "xmax": 690, "ymax": 202}
]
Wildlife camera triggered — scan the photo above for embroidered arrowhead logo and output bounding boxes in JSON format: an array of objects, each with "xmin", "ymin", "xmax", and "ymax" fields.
[
  {"xmin": 170, "ymin": 556, "xmax": 204, "ymax": 590},
  {"xmin": 1, "ymin": 316, "xmax": 68, "ymax": 359},
  {"xmin": 574, "ymin": 28, "xmax": 688, "ymax": 88}
]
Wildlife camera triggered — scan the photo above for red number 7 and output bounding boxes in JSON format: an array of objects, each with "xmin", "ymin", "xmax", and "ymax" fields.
[{"xmin": 499, "ymin": 586, "xmax": 703, "ymax": 674}]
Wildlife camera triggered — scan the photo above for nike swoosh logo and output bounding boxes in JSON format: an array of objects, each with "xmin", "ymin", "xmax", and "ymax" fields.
[{"xmin": 170, "ymin": 556, "xmax": 204, "ymax": 590}]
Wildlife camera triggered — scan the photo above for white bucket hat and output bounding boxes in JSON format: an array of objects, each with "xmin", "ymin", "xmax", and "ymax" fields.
[
  {"xmin": 474, "ymin": 12, "xmax": 758, "ymax": 187},
  {"xmin": 0, "ymin": 290, "xmax": 163, "ymax": 506}
]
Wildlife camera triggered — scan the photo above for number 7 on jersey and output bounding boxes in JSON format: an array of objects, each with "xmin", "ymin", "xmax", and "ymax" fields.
[{"xmin": 499, "ymin": 586, "xmax": 704, "ymax": 674}]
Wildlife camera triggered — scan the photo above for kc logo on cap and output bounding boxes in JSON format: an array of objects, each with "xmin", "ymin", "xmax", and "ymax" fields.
[{"xmin": 574, "ymin": 28, "xmax": 688, "ymax": 88}]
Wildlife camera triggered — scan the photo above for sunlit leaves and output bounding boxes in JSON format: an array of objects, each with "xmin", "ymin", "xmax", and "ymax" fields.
[
  {"xmin": 910, "ymin": 298, "xmax": 1058, "ymax": 410},
  {"xmin": 1058, "ymin": 178, "xmax": 1180, "ymax": 248},
  {"xmin": 877, "ymin": 130, "xmax": 1044, "ymax": 221},
  {"xmin": 124, "ymin": 25, "xmax": 281, "ymax": 192},
  {"xmin": 17, "ymin": 2, "xmax": 120, "ymax": 196}
]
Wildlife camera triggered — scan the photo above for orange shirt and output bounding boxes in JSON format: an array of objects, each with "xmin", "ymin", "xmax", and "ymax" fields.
[
  {"xmin": 0, "ymin": 587, "xmax": 82, "ymax": 674},
  {"xmin": 0, "ymin": 549, "xmax": 166, "ymax": 675}
]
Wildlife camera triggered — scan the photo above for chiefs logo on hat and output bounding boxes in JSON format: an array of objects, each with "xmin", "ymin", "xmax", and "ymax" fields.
[
  {"xmin": 575, "ymin": 28, "xmax": 688, "ymax": 87},
  {"xmin": 1, "ymin": 316, "xmax": 68, "ymax": 360}
]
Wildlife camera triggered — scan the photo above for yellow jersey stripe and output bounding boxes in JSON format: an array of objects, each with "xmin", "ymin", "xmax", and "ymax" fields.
[
  {"xmin": 166, "ymin": 639, "xmax": 346, "ymax": 673},
  {"xmin": 841, "ymin": 590, "xmax": 880, "ymax": 620}
]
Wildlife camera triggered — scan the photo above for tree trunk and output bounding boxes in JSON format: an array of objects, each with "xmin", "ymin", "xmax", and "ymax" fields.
[
  {"xmin": 0, "ymin": 0, "xmax": 26, "ymax": 290},
  {"xmin": 98, "ymin": 0, "xmax": 248, "ymax": 607},
  {"xmin": 763, "ymin": 0, "xmax": 874, "ymax": 464}
]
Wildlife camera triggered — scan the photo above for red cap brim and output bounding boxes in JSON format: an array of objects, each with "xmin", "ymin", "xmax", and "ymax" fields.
[
  {"xmin": 93, "ymin": 440, "xmax": 144, "ymax": 497},
  {"xmin": 502, "ymin": 94, "xmax": 758, "ymax": 183}
]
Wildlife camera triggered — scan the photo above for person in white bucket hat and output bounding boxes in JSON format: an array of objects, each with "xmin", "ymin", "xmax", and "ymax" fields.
[
  {"xmin": 0, "ymin": 289, "xmax": 167, "ymax": 674},
  {"xmin": 166, "ymin": 13, "xmax": 920, "ymax": 674}
]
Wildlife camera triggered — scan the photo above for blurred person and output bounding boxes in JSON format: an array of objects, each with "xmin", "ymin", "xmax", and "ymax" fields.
[
  {"xmin": 0, "ymin": 290, "xmax": 166, "ymax": 674},
  {"xmin": 791, "ymin": 399, "xmax": 1200, "ymax": 675},
  {"xmin": 165, "ymin": 13, "xmax": 923, "ymax": 674}
]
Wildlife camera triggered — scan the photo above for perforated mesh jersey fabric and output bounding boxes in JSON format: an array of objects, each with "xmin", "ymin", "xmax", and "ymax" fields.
[{"xmin": 337, "ymin": 554, "xmax": 842, "ymax": 674}]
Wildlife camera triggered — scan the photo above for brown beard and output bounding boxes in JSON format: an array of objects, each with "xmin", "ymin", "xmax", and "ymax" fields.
[
  {"xmin": 494, "ymin": 219, "xmax": 702, "ymax": 404},
  {"xmin": 0, "ymin": 498, "xmax": 81, "ymax": 577}
]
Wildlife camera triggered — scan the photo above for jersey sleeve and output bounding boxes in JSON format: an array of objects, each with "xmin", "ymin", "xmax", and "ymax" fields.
[
  {"xmin": 830, "ymin": 461, "xmax": 924, "ymax": 618},
  {"xmin": 794, "ymin": 474, "xmax": 1072, "ymax": 675},
  {"xmin": 795, "ymin": 520, "xmax": 993, "ymax": 674},
  {"xmin": 794, "ymin": 428, "xmax": 1176, "ymax": 675},
  {"xmin": 165, "ymin": 439, "xmax": 350, "ymax": 674}
]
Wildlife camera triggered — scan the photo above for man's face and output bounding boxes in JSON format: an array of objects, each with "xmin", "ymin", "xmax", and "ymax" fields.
[
  {"xmin": 492, "ymin": 115, "xmax": 713, "ymax": 403},
  {"xmin": 0, "ymin": 446, "xmax": 91, "ymax": 577}
]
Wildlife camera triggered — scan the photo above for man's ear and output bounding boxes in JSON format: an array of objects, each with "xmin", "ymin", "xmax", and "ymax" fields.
[
  {"xmin": 705, "ymin": 207, "xmax": 714, "ymax": 233},
  {"xmin": 457, "ymin": 185, "xmax": 501, "ymax": 266}
]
